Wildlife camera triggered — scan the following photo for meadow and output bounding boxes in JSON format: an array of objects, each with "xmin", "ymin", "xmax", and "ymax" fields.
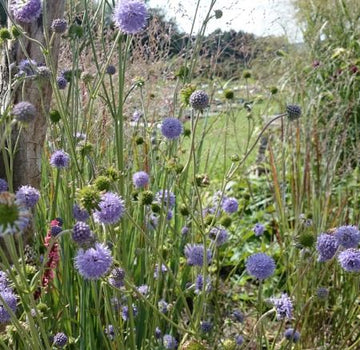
[{"xmin": 1, "ymin": 0, "xmax": 360, "ymax": 349}]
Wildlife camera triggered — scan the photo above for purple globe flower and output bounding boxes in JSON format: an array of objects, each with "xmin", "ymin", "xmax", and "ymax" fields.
[
  {"xmin": 12, "ymin": 101, "xmax": 37, "ymax": 123},
  {"xmin": 155, "ymin": 327, "xmax": 162, "ymax": 339},
  {"xmin": 0, "ymin": 291, "xmax": 17, "ymax": 323},
  {"xmin": 154, "ymin": 263, "xmax": 167, "ymax": 279},
  {"xmin": 158, "ymin": 299, "xmax": 169, "ymax": 313},
  {"xmin": 253, "ymin": 223, "xmax": 265, "ymax": 237},
  {"xmin": 232, "ymin": 310, "xmax": 244, "ymax": 323},
  {"xmin": 11, "ymin": 0, "xmax": 41, "ymax": 23},
  {"xmin": 50, "ymin": 150, "xmax": 70, "ymax": 169},
  {"xmin": 113, "ymin": 0, "xmax": 148, "ymax": 34},
  {"xmin": 181, "ymin": 226, "xmax": 189, "ymax": 235},
  {"xmin": 184, "ymin": 244, "xmax": 212, "ymax": 266},
  {"xmin": 50, "ymin": 225, "xmax": 62, "ymax": 237},
  {"xmin": 56, "ymin": 76, "xmax": 67, "ymax": 90},
  {"xmin": 121, "ymin": 304, "xmax": 138, "ymax": 321},
  {"xmin": 195, "ymin": 274, "xmax": 211, "ymax": 294},
  {"xmin": 15, "ymin": 185, "xmax": 40, "ymax": 208},
  {"xmin": 200, "ymin": 320, "xmax": 212, "ymax": 333},
  {"xmin": 132, "ymin": 171, "xmax": 149, "ymax": 188},
  {"xmin": 51, "ymin": 18, "xmax": 67, "ymax": 34},
  {"xmin": 316, "ymin": 233, "xmax": 338, "ymax": 262},
  {"xmin": 137, "ymin": 284, "xmax": 150, "ymax": 296},
  {"xmin": 155, "ymin": 189, "xmax": 176, "ymax": 208},
  {"xmin": 209, "ymin": 227, "xmax": 228, "ymax": 246},
  {"xmin": 284, "ymin": 328, "xmax": 300, "ymax": 343},
  {"xmin": 0, "ymin": 179, "xmax": 8, "ymax": 193},
  {"xmin": 73, "ymin": 204, "xmax": 90, "ymax": 222},
  {"xmin": 53, "ymin": 332, "xmax": 67, "ymax": 347},
  {"xmin": 245, "ymin": 253, "xmax": 275, "ymax": 280},
  {"xmin": 235, "ymin": 335, "xmax": 244, "ymax": 346},
  {"xmin": 93, "ymin": 192, "xmax": 125, "ymax": 224},
  {"xmin": 166, "ymin": 210, "xmax": 173, "ymax": 221},
  {"xmin": 270, "ymin": 293, "xmax": 293, "ymax": 320},
  {"xmin": 74, "ymin": 243, "xmax": 113, "ymax": 280},
  {"xmin": 106, "ymin": 65, "xmax": 116, "ymax": 75},
  {"xmin": 222, "ymin": 197, "xmax": 238, "ymax": 214},
  {"xmin": 72, "ymin": 221, "xmax": 92, "ymax": 244},
  {"xmin": 334, "ymin": 225, "xmax": 360, "ymax": 248},
  {"xmin": 105, "ymin": 324, "xmax": 115, "ymax": 340},
  {"xmin": 163, "ymin": 334, "xmax": 178, "ymax": 349},
  {"xmin": 18, "ymin": 59, "xmax": 37, "ymax": 76},
  {"xmin": 109, "ymin": 267, "xmax": 125, "ymax": 288},
  {"xmin": 338, "ymin": 249, "xmax": 360, "ymax": 272},
  {"xmin": 161, "ymin": 118, "xmax": 183, "ymax": 140},
  {"xmin": 189, "ymin": 90, "xmax": 209, "ymax": 111},
  {"xmin": 316, "ymin": 287, "xmax": 329, "ymax": 299}
]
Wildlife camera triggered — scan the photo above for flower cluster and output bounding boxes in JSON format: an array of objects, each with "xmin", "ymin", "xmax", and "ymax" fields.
[
  {"xmin": 93, "ymin": 192, "xmax": 125, "ymax": 224},
  {"xmin": 113, "ymin": 0, "xmax": 148, "ymax": 34},
  {"xmin": 0, "ymin": 271, "xmax": 17, "ymax": 323},
  {"xmin": 246, "ymin": 253, "xmax": 275, "ymax": 280},
  {"xmin": 11, "ymin": 0, "xmax": 42, "ymax": 24},
  {"xmin": 270, "ymin": 293, "xmax": 293, "ymax": 320}
]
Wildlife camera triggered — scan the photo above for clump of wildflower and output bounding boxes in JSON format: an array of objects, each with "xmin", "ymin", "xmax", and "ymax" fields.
[
  {"xmin": 209, "ymin": 227, "xmax": 228, "ymax": 246},
  {"xmin": 184, "ymin": 244, "xmax": 212, "ymax": 266},
  {"xmin": 0, "ymin": 192, "xmax": 31, "ymax": 235},
  {"xmin": 334, "ymin": 225, "xmax": 360, "ymax": 248},
  {"xmin": 245, "ymin": 253, "xmax": 275, "ymax": 280},
  {"xmin": 121, "ymin": 304, "xmax": 138, "ymax": 321},
  {"xmin": 253, "ymin": 223, "xmax": 265, "ymax": 237},
  {"xmin": 284, "ymin": 328, "xmax": 300, "ymax": 343},
  {"xmin": 15, "ymin": 185, "xmax": 40, "ymax": 208},
  {"xmin": 161, "ymin": 118, "xmax": 183, "ymax": 140},
  {"xmin": 270, "ymin": 293, "xmax": 293, "ymax": 320},
  {"xmin": 56, "ymin": 76, "xmax": 67, "ymax": 90},
  {"xmin": 50, "ymin": 150, "xmax": 70, "ymax": 169},
  {"xmin": 132, "ymin": 171, "xmax": 149, "ymax": 188},
  {"xmin": 74, "ymin": 243, "xmax": 113, "ymax": 280},
  {"xmin": 316, "ymin": 233, "xmax": 338, "ymax": 262},
  {"xmin": 158, "ymin": 299, "xmax": 169, "ymax": 313},
  {"xmin": 155, "ymin": 189, "xmax": 176, "ymax": 208},
  {"xmin": 72, "ymin": 222, "xmax": 92, "ymax": 244},
  {"xmin": 222, "ymin": 197, "xmax": 238, "ymax": 214},
  {"xmin": 113, "ymin": 0, "xmax": 148, "ymax": 34},
  {"xmin": 11, "ymin": 0, "xmax": 42, "ymax": 23},
  {"xmin": 51, "ymin": 18, "xmax": 67, "ymax": 33},
  {"xmin": 109, "ymin": 267, "xmax": 125, "ymax": 288},
  {"xmin": 105, "ymin": 324, "xmax": 115, "ymax": 340},
  {"xmin": 0, "ymin": 291, "xmax": 17, "ymax": 323},
  {"xmin": 12, "ymin": 101, "xmax": 37, "ymax": 123},
  {"xmin": 189, "ymin": 90, "xmax": 209, "ymax": 111},
  {"xmin": 106, "ymin": 65, "xmax": 116, "ymax": 75},
  {"xmin": 286, "ymin": 104, "xmax": 301, "ymax": 121},
  {"xmin": 93, "ymin": 192, "xmax": 125, "ymax": 224},
  {"xmin": 73, "ymin": 203, "xmax": 90, "ymax": 221},
  {"xmin": 195, "ymin": 274, "xmax": 211, "ymax": 294},
  {"xmin": 0, "ymin": 179, "xmax": 8, "ymax": 193},
  {"xmin": 338, "ymin": 249, "xmax": 360, "ymax": 272},
  {"xmin": 53, "ymin": 332, "xmax": 67, "ymax": 347},
  {"xmin": 163, "ymin": 334, "xmax": 178, "ymax": 349}
]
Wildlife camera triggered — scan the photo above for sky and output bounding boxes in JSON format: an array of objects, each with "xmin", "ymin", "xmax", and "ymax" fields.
[{"xmin": 147, "ymin": 0, "xmax": 303, "ymax": 42}]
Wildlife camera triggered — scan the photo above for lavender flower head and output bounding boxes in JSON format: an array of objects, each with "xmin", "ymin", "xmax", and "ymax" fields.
[
  {"xmin": 284, "ymin": 328, "xmax": 300, "ymax": 343},
  {"xmin": 73, "ymin": 204, "xmax": 90, "ymax": 222},
  {"xmin": 51, "ymin": 18, "xmax": 67, "ymax": 34},
  {"xmin": 50, "ymin": 150, "xmax": 70, "ymax": 169},
  {"xmin": 132, "ymin": 171, "xmax": 149, "ymax": 188},
  {"xmin": 18, "ymin": 59, "xmax": 37, "ymax": 76},
  {"xmin": 121, "ymin": 304, "xmax": 138, "ymax": 321},
  {"xmin": 316, "ymin": 233, "xmax": 339, "ymax": 262},
  {"xmin": 105, "ymin": 325, "xmax": 115, "ymax": 340},
  {"xmin": 195, "ymin": 274, "xmax": 211, "ymax": 294},
  {"xmin": 56, "ymin": 76, "xmax": 67, "ymax": 90},
  {"xmin": 72, "ymin": 221, "xmax": 92, "ymax": 244},
  {"xmin": 155, "ymin": 327, "xmax": 162, "ymax": 339},
  {"xmin": 0, "ymin": 179, "xmax": 8, "ymax": 193},
  {"xmin": 200, "ymin": 321, "xmax": 212, "ymax": 333},
  {"xmin": 113, "ymin": 0, "xmax": 148, "ymax": 34},
  {"xmin": 93, "ymin": 192, "xmax": 125, "ymax": 224},
  {"xmin": 209, "ymin": 227, "xmax": 228, "ymax": 246},
  {"xmin": 163, "ymin": 334, "xmax": 178, "ymax": 349},
  {"xmin": 15, "ymin": 185, "xmax": 40, "ymax": 208},
  {"xmin": 253, "ymin": 223, "xmax": 265, "ymax": 237},
  {"xmin": 155, "ymin": 189, "xmax": 176, "ymax": 208},
  {"xmin": 0, "ymin": 291, "xmax": 17, "ymax": 323},
  {"xmin": 161, "ymin": 118, "xmax": 183, "ymax": 140},
  {"xmin": 181, "ymin": 226, "xmax": 189, "ymax": 235},
  {"xmin": 235, "ymin": 335, "xmax": 244, "ymax": 346},
  {"xmin": 184, "ymin": 244, "xmax": 212, "ymax": 266},
  {"xmin": 158, "ymin": 299, "xmax": 169, "ymax": 313},
  {"xmin": 189, "ymin": 90, "xmax": 209, "ymax": 111},
  {"xmin": 316, "ymin": 287, "xmax": 329, "ymax": 300},
  {"xmin": 109, "ymin": 267, "xmax": 125, "ymax": 288},
  {"xmin": 154, "ymin": 263, "xmax": 167, "ymax": 278},
  {"xmin": 53, "ymin": 332, "xmax": 67, "ymax": 347},
  {"xmin": 137, "ymin": 284, "xmax": 150, "ymax": 296},
  {"xmin": 11, "ymin": 0, "xmax": 42, "ymax": 24},
  {"xmin": 12, "ymin": 101, "xmax": 37, "ymax": 123},
  {"xmin": 232, "ymin": 310, "xmax": 244, "ymax": 323},
  {"xmin": 338, "ymin": 249, "xmax": 360, "ymax": 272},
  {"xmin": 246, "ymin": 253, "xmax": 275, "ymax": 280},
  {"xmin": 334, "ymin": 225, "xmax": 360, "ymax": 248},
  {"xmin": 270, "ymin": 293, "xmax": 293, "ymax": 320},
  {"xmin": 74, "ymin": 243, "xmax": 113, "ymax": 279},
  {"xmin": 106, "ymin": 65, "xmax": 116, "ymax": 75},
  {"xmin": 221, "ymin": 197, "xmax": 238, "ymax": 214}
]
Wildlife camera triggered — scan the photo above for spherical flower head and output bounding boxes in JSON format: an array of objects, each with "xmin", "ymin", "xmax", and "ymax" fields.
[
  {"xmin": 73, "ymin": 204, "xmax": 90, "ymax": 222},
  {"xmin": 284, "ymin": 328, "xmax": 300, "ymax": 343},
  {"xmin": 334, "ymin": 225, "xmax": 360, "ymax": 248},
  {"xmin": 93, "ymin": 192, "xmax": 125, "ymax": 224},
  {"xmin": 113, "ymin": 0, "xmax": 147, "ymax": 35},
  {"xmin": 72, "ymin": 221, "xmax": 92, "ymax": 244},
  {"xmin": 286, "ymin": 104, "xmax": 301, "ymax": 121},
  {"xmin": 155, "ymin": 190, "xmax": 176, "ymax": 208},
  {"xmin": 270, "ymin": 293, "xmax": 293, "ymax": 320},
  {"xmin": 53, "ymin": 332, "xmax": 67, "ymax": 347},
  {"xmin": 105, "ymin": 324, "xmax": 115, "ymax": 340},
  {"xmin": 158, "ymin": 299, "xmax": 169, "ymax": 313},
  {"xmin": 0, "ymin": 291, "xmax": 17, "ymax": 323},
  {"xmin": 161, "ymin": 118, "xmax": 183, "ymax": 140},
  {"xmin": 189, "ymin": 90, "xmax": 209, "ymax": 111},
  {"xmin": 11, "ymin": 0, "xmax": 42, "ymax": 24},
  {"xmin": 232, "ymin": 310, "xmax": 244, "ymax": 323},
  {"xmin": 184, "ymin": 244, "xmax": 212, "ymax": 266},
  {"xmin": 137, "ymin": 284, "xmax": 150, "ymax": 296},
  {"xmin": 109, "ymin": 267, "xmax": 125, "ymax": 288},
  {"xmin": 50, "ymin": 225, "xmax": 62, "ymax": 237},
  {"xmin": 51, "ymin": 18, "xmax": 67, "ymax": 34},
  {"xmin": 12, "ymin": 101, "xmax": 37, "ymax": 123},
  {"xmin": 253, "ymin": 223, "xmax": 265, "ymax": 237},
  {"xmin": 181, "ymin": 226, "xmax": 189, "ymax": 235},
  {"xmin": 106, "ymin": 65, "xmax": 116, "ymax": 75},
  {"xmin": 316, "ymin": 233, "xmax": 338, "ymax": 262},
  {"xmin": 163, "ymin": 334, "xmax": 178, "ymax": 349},
  {"xmin": 338, "ymin": 248, "xmax": 360, "ymax": 272},
  {"xmin": 15, "ymin": 185, "xmax": 40, "ymax": 208},
  {"xmin": 209, "ymin": 227, "xmax": 228, "ymax": 246},
  {"xmin": 214, "ymin": 9, "xmax": 223, "ymax": 19},
  {"xmin": 74, "ymin": 243, "xmax": 113, "ymax": 280},
  {"xmin": 0, "ymin": 192, "xmax": 31, "ymax": 235},
  {"xmin": 0, "ymin": 179, "xmax": 8, "ymax": 193},
  {"xmin": 200, "ymin": 320, "xmax": 212, "ymax": 333},
  {"xmin": 56, "ymin": 76, "xmax": 67, "ymax": 90},
  {"xmin": 221, "ymin": 197, "xmax": 238, "ymax": 214},
  {"xmin": 195, "ymin": 274, "xmax": 211, "ymax": 294},
  {"xmin": 18, "ymin": 59, "xmax": 37, "ymax": 76},
  {"xmin": 132, "ymin": 171, "xmax": 149, "ymax": 188},
  {"xmin": 50, "ymin": 150, "xmax": 70, "ymax": 169},
  {"xmin": 121, "ymin": 304, "xmax": 138, "ymax": 321},
  {"xmin": 316, "ymin": 287, "xmax": 329, "ymax": 300},
  {"xmin": 235, "ymin": 335, "xmax": 244, "ymax": 346},
  {"xmin": 246, "ymin": 253, "xmax": 275, "ymax": 280},
  {"xmin": 155, "ymin": 327, "xmax": 162, "ymax": 339},
  {"xmin": 154, "ymin": 263, "xmax": 167, "ymax": 279}
]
